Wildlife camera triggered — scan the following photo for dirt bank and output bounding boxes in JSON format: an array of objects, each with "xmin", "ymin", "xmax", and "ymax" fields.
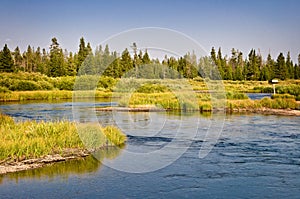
[{"xmin": 0, "ymin": 149, "xmax": 89, "ymax": 175}]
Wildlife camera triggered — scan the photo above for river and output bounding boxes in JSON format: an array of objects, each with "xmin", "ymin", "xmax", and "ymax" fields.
[{"xmin": 0, "ymin": 99, "xmax": 299, "ymax": 198}]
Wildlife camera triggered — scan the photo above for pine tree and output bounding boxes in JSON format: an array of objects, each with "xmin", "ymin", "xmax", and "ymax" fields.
[
  {"xmin": 142, "ymin": 49, "xmax": 151, "ymax": 65},
  {"xmin": 275, "ymin": 53, "xmax": 287, "ymax": 80},
  {"xmin": 0, "ymin": 44, "xmax": 14, "ymax": 72},
  {"xmin": 41, "ymin": 48, "xmax": 49, "ymax": 75},
  {"xmin": 210, "ymin": 47, "xmax": 217, "ymax": 64},
  {"xmin": 13, "ymin": 46, "xmax": 23, "ymax": 71},
  {"xmin": 217, "ymin": 47, "xmax": 225, "ymax": 79},
  {"xmin": 66, "ymin": 52, "xmax": 76, "ymax": 76},
  {"xmin": 35, "ymin": 47, "xmax": 43, "ymax": 73},
  {"xmin": 295, "ymin": 54, "xmax": 300, "ymax": 79},
  {"xmin": 286, "ymin": 52, "xmax": 294, "ymax": 79},
  {"xmin": 235, "ymin": 52, "xmax": 244, "ymax": 80},
  {"xmin": 76, "ymin": 37, "xmax": 88, "ymax": 71},
  {"xmin": 120, "ymin": 48, "xmax": 133, "ymax": 76},
  {"xmin": 49, "ymin": 37, "xmax": 65, "ymax": 77},
  {"xmin": 24, "ymin": 45, "xmax": 34, "ymax": 72},
  {"xmin": 265, "ymin": 54, "xmax": 275, "ymax": 80}
]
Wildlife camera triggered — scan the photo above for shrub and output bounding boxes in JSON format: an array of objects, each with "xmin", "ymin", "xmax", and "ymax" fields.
[
  {"xmin": 98, "ymin": 76, "xmax": 117, "ymax": 90},
  {"xmin": 259, "ymin": 97, "xmax": 298, "ymax": 109},
  {"xmin": 0, "ymin": 86, "xmax": 11, "ymax": 93},
  {"xmin": 39, "ymin": 81, "xmax": 54, "ymax": 90},
  {"xmin": 226, "ymin": 92, "xmax": 249, "ymax": 100},
  {"xmin": 74, "ymin": 75, "xmax": 99, "ymax": 90},
  {"xmin": 54, "ymin": 76, "xmax": 75, "ymax": 90},
  {"xmin": 136, "ymin": 83, "xmax": 169, "ymax": 93},
  {"xmin": 271, "ymin": 94, "xmax": 295, "ymax": 100},
  {"xmin": 9, "ymin": 80, "xmax": 41, "ymax": 91}
]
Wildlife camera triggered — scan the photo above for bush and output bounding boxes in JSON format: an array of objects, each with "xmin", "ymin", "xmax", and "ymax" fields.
[
  {"xmin": 98, "ymin": 76, "xmax": 117, "ymax": 90},
  {"xmin": 136, "ymin": 83, "xmax": 169, "ymax": 93},
  {"xmin": 226, "ymin": 92, "xmax": 249, "ymax": 100},
  {"xmin": 259, "ymin": 97, "xmax": 298, "ymax": 109},
  {"xmin": 0, "ymin": 86, "xmax": 11, "ymax": 93},
  {"xmin": 39, "ymin": 81, "xmax": 54, "ymax": 90},
  {"xmin": 9, "ymin": 80, "xmax": 41, "ymax": 91},
  {"xmin": 54, "ymin": 76, "xmax": 75, "ymax": 90},
  {"xmin": 74, "ymin": 75, "xmax": 99, "ymax": 90},
  {"xmin": 276, "ymin": 85, "xmax": 300, "ymax": 96},
  {"xmin": 253, "ymin": 86, "xmax": 273, "ymax": 93},
  {"xmin": 271, "ymin": 94, "xmax": 295, "ymax": 100}
]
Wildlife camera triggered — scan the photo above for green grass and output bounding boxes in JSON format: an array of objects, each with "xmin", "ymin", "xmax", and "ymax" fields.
[
  {"xmin": 227, "ymin": 97, "xmax": 299, "ymax": 110},
  {"xmin": 0, "ymin": 114, "xmax": 127, "ymax": 161}
]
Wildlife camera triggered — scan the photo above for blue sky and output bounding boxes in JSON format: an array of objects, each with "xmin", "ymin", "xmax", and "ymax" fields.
[{"xmin": 1, "ymin": 0, "xmax": 300, "ymax": 61}]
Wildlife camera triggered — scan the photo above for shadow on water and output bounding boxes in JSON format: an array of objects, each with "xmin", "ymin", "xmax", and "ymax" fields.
[{"xmin": 0, "ymin": 147, "xmax": 123, "ymax": 185}]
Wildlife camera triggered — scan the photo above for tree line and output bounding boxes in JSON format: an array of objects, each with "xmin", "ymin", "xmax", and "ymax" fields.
[{"xmin": 0, "ymin": 37, "xmax": 299, "ymax": 80}]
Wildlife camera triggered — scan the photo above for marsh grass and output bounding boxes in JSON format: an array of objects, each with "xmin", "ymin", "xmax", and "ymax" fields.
[
  {"xmin": 227, "ymin": 97, "xmax": 299, "ymax": 110},
  {"xmin": 0, "ymin": 90, "xmax": 112, "ymax": 102},
  {"xmin": 0, "ymin": 114, "xmax": 126, "ymax": 161}
]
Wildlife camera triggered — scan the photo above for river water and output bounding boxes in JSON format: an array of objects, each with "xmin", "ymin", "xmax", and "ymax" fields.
[{"xmin": 0, "ymin": 99, "xmax": 299, "ymax": 198}]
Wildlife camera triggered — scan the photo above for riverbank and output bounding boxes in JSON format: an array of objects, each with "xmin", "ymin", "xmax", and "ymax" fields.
[
  {"xmin": 96, "ymin": 106, "xmax": 300, "ymax": 116},
  {"xmin": 0, "ymin": 149, "xmax": 89, "ymax": 175},
  {"xmin": 229, "ymin": 107, "xmax": 300, "ymax": 116}
]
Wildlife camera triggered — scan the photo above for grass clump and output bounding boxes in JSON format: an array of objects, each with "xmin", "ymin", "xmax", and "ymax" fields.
[
  {"xmin": 103, "ymin": 126, "xmax": 127, "ymax": 146},
  {"xmin": 0, "ymin": 114, "xmax": 126, "ymax": 161},
  {"xmin": 259, "ymin": 97, "xmax": 299, "ymax": 109},
  {"xmin": 271, "ymin": 94, "xmax": 295, "ymax": 100},
  {"xmin": 226, "ymin": 92, "xmax": 249, "ymax": 100}
]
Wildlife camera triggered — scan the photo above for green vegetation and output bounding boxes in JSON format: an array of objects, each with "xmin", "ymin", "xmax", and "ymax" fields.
[
  {"xmin": 227, "ymin": 97, "xmax": 299, "ymax": 110},
  {"xmin": 0, "ymin": 37, "xmax": 299, "ymax": 80},
  {"xmin": 0, "ymin": 71, "xmax": 299, "ymax": 111},
  {"xmin": 0, "ymin": 114, "xmax": 127, "ymax": 161}
]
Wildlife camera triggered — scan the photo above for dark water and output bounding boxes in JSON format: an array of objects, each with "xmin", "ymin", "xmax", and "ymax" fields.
[
  {"xmin": 0, "ymin": 101, "xmax": 300, "ymax": 198},
  {"xmin": 247, "ymin": 93, "xmax": 272, "ymax": 100}
]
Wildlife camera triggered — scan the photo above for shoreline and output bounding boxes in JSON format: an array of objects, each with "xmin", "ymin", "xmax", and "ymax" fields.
[
  {"xmin": 96, "ymin": 106, "xmax": 300, "ymax": 116},
  {"xmin": 0, "ymin": 148, "xmax": 90, "ymax": 175}
]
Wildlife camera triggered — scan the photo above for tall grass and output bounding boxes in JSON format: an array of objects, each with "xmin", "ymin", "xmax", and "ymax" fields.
[
  {"xmin": 227, "ymin": 98, "xmax": 299, "ymax": 110},
  {"xmin": 0, "ymin": 114, "xmax": 127, "ymax": 161},
  {"xmin": 0, "ymin": 90, "xmax": 113, "ymax": 101}
]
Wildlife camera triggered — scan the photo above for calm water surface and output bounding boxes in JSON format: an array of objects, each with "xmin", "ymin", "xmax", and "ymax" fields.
[{"xmin": 0, "ymin": 100, "xmax": 299, "ymax": 198}]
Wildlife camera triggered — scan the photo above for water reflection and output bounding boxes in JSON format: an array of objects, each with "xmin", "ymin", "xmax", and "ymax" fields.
[{"xmin": 0, "ymin": 147, "xmax": 123, "ymax": 184}]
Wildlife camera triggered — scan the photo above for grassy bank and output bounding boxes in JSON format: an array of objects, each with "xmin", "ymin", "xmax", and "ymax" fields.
[
  {"xmin": 0, "ymin": 114, "xmax": 126, "ymax": 162},
  {"xmin": 0, "ymin": 90, "xmax": 113, "ymax": 102}
]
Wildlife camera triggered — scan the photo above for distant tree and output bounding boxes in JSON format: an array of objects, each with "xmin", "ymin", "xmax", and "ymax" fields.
[
  {"xmin": 120, "ymin": 48, "xmax": 133, "ymax": 76},
  {"xmin": 245, "ymin": 49, "xmax": 260, "ymax": 80},
  {"xmin": 13, "ymin": 46, "xmax": 23, "ymax": 71},
  {"xmin": 216, "ymin": 48, "xmax": 225, "ymax": 79},
  {"xmin": 142, "ymin": 49, "xmax": 151, "ymax": 65},
  {"xmin": 0, "ymin": 44, "xmax": 14, "ymax": 72},
  {"xmin": 183, "ymin": 52, "xmax": 198, "ymax": 78},
  {"xmin": 264, "ymin": 53, "xmax": 275, "ymax": 80},
  {"xmin": 275, "ymin": 53, "xmax": 287, "ymax": 80},
  {"xmin": 23, "ymin": 45, "xmax": 34, "ymax": 72},
  {"xmin": 41, "ymin": 48, "xmax": 49, "ymax": 75},
  {"xmin": 132, "ymin": 43, "xmax": 142, "ymax": 77},
  {"xmin": 286, "ymin": 51, "xmax": 294, "ymax": 79},
  {"xmin": 294, "ymin": 54, "xmax": 300, "ymax": 79},
  {"xmin": 66, "ymin": 52, "xmax": 76, "ymax": 76},
  {"xmin": 234, "ymin": 52, "xmax": 244, "ymax": 80},
  {"xmin": 49, "ymin": 37, "xmax": 65, "ymax": 77},
  {"xmin": 76, "ymin": 37, "xmax": 88, "ymax": 71},
  {"xmin": 210, "ymin": 47, "xmax": 217, "ymax": 64}
]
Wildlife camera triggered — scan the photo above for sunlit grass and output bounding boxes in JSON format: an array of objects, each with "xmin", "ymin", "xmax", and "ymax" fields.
[{"xmin": 0, "ymin": 114, "xmax": 126, "ymax": 161}]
